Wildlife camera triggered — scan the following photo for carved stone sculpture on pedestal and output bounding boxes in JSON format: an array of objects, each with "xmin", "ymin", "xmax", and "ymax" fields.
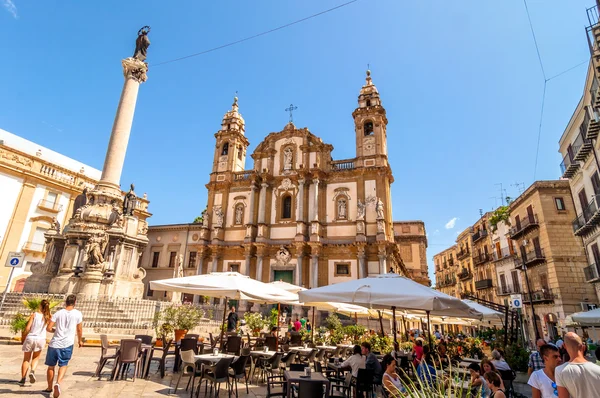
[{"xmin": 25, "ymin": 27, "xmax": 152, "ymax": 298}]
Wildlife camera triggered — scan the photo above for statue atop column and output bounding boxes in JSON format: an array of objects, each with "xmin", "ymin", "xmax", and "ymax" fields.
[
  {"xmin": 133, "ymin": 26, "xmax": 151, "ymax": 62},
  {"xmin": 123, "ymin": 183, "xmax": 137, "ymax": 216},
  {"xmin": 376, "ymin": 198, "xmax": 384, "ymax": 219},
  {"xmin": 72, "ymin": 188, "xmax": 88, "ymax": 217}
]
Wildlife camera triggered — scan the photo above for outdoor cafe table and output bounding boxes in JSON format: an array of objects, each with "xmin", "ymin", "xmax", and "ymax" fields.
[
  {"xmin": 284, "ymin": 370, "xmax": 330, "ymax": 398},
  {"xmin": 290, "ymin": 347, "xmax": 314, "ymax": 355},
  {"xmin": 194, "ymin": 353, "xmax": 236, "ymax": 365},
  {"xmin": 316, "ymin": 345, "xmax": 337, "ymax": 351},
  {"xmin": 459, "ymin": 357, "xmax": 480, "ymax": 364},
  {"xmin": 327, "ymin": 362, "xmax": 350, "ymax": 379}
]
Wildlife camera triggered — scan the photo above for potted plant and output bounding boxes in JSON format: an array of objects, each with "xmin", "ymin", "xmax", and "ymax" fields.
[
  {"xmin": 154, "ymin": 306, "xmax": 177, "ymax": 346},
  {"xmin": 243, "ymin": 312, "xmax": 266, "ymax": 337},
  {"xmin": 173, "ymin": 304, "xmax": 204, "ymax": 342},
  {"xmin": 10, "ymin": 313, "xmax": 29, "ymax": 342}
]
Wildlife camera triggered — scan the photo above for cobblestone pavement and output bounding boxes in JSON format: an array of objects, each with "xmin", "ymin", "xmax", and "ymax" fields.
[
  {"xmin": 0, "ymin": 344, "xmax": 266, "ymax": 398},
  {"xmin": 0, "ymin": 343, "xmax": 533, "ymax": 398}
]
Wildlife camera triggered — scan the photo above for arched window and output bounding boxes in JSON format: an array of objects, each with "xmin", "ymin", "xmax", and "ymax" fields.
[
  {"xmin": 282, "ymin": 195, "xmax": 292, "ymax": 219},
  {"xmin": 221, "ymin": 143, "xmax": 229, "ymax": 156},
  {"xmin": 364, "ymin": 121, "xmax": 374, "ymax": 136}
]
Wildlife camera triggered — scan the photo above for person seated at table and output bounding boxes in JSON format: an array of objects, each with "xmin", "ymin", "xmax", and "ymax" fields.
[
  {"xmin": 361, "ymin": 342, "xmax": 382, "ymax": 383},
  {"xmin": 340, "ymin": 345, "xmax": 366, "ymax": 377},
  {"xmin": 412, "ymin": 340, "xmax": 424, "ymax": 367},
  {"xmin": 436, "ymin": 341, "xmax": 449, "ymax": 368},
  {"xmin": 490, "ymin": 349, "xmax": 511, "ymax": 371},
  {"xmin": 481, "ymin": 359, "xmax": 505, "ymax": 391},
  {"xmin": 416, "ymin": 353, "xmax": 437, "ymax": 386},
  {"xmin": 468, "ymin": 363, "xmax": 491, "ymax": 398},
  {"xmin": 484, "ymin": 371, "xmax": 506, "ymax": 398},
  {"xmin": 381, "ymin": 354, "xmax": 406, "ymax": 396},
  {"xmin": 269, "ymin": 327, "xmax": 278, "ymax": 337}
]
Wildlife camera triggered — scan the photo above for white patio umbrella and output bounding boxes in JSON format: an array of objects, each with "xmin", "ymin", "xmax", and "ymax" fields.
[
  {"xmin": 298, "ymin": 273, "xmax": 482, "ymax": 346},
  {"xmin": 150, "ymin": 272, "xmax": 298, "ymax": 347},
  {"xmin": 462, "ymin": 299, "xmax": 504, "ymax": 327},
  {"xmin": 571, "ymin": 308, "xmax": 600, "ymax": 326}
]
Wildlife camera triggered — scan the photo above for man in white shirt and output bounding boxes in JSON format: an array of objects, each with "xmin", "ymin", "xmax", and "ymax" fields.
[
  {"xmin": 340, "ymin": 345, "xmax": 366, "ymax": 377},
  {"xmin": 556, "ymin": 332, "xmax": 600, "ymax": 398},
  {"xmin": 44, "ymin": 294, "xmax": 83, "ymax": 398},
  {"xmin": 527, "ymin": 344, "xmax": 562, "ymax": 398}
]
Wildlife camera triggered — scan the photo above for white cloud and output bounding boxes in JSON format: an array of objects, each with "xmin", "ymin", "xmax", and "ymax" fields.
[
  {"xmin": 445, "ymin": 217, "xmax": 458, "ymax": 229},
  {"xmin": 3, "ymin": 0, "xmax": 17, "ymax": 18},
  {"xmin": 433, "ymin": 229, "xmax": 440, "ymax": 235}
]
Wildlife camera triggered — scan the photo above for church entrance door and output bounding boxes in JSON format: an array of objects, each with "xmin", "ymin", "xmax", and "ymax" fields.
[{"xmin": 273, "ymin": 270, "xmax": 293, "ymax": 284}]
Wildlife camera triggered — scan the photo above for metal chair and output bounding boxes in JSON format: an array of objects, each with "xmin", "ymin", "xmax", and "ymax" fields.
[
  {"xmin": 95, "ymin": 334, "xmax": 119, "ymax": 378},
  {"xmin": 111, "ymin": 339, "xmax": 143, "ymax": 381},
  {"xmin": 174, "ymin": 349, "xmax": 201, "ymax": 395},
  {"xmin": 229, "ymin": 355, "xmax": 250, "ymax": 397},
  {"xmin": 197, "ymin": 356, "xmax": 235, "ymax": 398}
]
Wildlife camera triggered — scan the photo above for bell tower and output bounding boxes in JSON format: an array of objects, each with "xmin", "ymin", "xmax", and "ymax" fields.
[
  {"xmin": 352, "ymin": 70, "xmax": 389, "ymax": 168},
  {"xmin": 212, "ymin": 96, "xmax": 249, "ymax": 174}
]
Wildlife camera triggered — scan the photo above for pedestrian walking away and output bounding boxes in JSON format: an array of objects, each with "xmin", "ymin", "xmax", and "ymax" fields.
[
  {"xmin": 18, "ymin": 299, "xmax": 52, "ymax": 386},
  {"xmin": 527, "ymin": 344, "xmax": 562, "ymax": 398},
  {"xmin": 555, "ymin": 332, "xmax": 600, "ymax": 398},
  {"xmin": 44, "ymin": 294, "xmax": 83, "ymax": 398}
]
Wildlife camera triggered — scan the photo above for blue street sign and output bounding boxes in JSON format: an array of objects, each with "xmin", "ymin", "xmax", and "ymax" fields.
[
  {"xmin": 514, "ymin": 299, "xmax": 521, "ymax": 308},
  {"xmin": 10, "ymin": 258, "xmax": 19, "ymax": 266}
]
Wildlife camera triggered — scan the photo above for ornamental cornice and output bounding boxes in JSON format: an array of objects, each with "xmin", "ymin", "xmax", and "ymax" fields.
[{"xmin": 122, "ymin": 57, "xmax": 148, "ymax": 83}]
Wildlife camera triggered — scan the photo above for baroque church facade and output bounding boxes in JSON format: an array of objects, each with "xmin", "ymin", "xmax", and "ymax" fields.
[{"xmin": 141, "ymin": 71, "xmax": 430, "ymax": 297}]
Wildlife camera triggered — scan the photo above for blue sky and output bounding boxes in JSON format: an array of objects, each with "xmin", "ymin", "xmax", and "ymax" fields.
[{"xmin": 0, "ymin": 1, "xmax": 595, "ymax": 283}]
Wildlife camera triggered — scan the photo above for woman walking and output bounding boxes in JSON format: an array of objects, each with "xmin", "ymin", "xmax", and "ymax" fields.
[{"xmin": 19, "ymin": 299, "xmax": 51, "ymax": 385}]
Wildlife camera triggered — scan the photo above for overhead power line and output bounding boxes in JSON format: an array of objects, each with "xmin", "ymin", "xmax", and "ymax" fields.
[{"xmin": 152, "ymin": 0, "xmax": 359, "ymax": 67}]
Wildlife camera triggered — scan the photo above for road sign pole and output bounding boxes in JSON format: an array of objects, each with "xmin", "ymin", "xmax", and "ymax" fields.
[{"xmin": 0, "ymin": 266, "xmax": 16, "ymax": 313}]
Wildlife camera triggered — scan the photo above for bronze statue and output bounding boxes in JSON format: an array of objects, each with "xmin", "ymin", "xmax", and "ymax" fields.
[
  {"xmin": 123, "ymin": 183, "xmax": 137, "ymax": 216},
  {"xmin": 133, "ymin": 26, "xmax": 151, "ymax": 62},
  {"xmin": 72, "ymin": 187, "xmax": 88, "ymax": 217}
]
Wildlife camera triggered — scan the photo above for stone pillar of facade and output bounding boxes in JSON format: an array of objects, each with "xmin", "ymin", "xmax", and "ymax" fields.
[
  {"xmin": 243, "ymin": 245, "xmax": 253, "ymax": 276},
  {"xmin": 357, "ymin": 244, "xmax": 367, "ymax": 279},
  {"xmin": 378, "ymin": 245, "xmax": 387, "ymax": 275},
  {"xmin": 297, "ymin": 179, "xmax": 305, "ymax": 222},
  {"xmin": 309, "ymin": 245, "xmax": 321, "ymax": 288},
  {"xmin": 211, "ymin": 249, "xmax": 220, "ymax": 272},
  {"xmin": 312, "ymin": 178, "xmax": 320, "ymax": 221},
  {"xmin": 294, "ymin": 243, "xmax": 305, "ymax": 287},
  {"xmin": 246, "ymin": 182, "xmax": 258, "ymax": 240},
  {"xmin": 258, "ymin": 183, "xmax": 268, "ymax": 224},
  {"xmin": 255, "ymin": 244, "xmax": 266, "ymax": 281}
]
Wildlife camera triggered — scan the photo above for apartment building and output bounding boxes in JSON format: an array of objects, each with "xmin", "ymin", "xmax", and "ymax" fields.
[
  {"xmin": 433, "ymin": 245, "xmax": 457, "ymax": 297},
  {"xmin": 472, "ymin": 213, "xmax": 497, "ymax": 303}
]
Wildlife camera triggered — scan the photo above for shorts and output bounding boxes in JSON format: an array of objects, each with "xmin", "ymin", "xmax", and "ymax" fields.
[
  {"xmin": 22, "ymin": 337, "xmax": 45, "ymax": 352},
  {"xmin": 45, "ymin": 345, "xmax": 73, "ymax": 367}
]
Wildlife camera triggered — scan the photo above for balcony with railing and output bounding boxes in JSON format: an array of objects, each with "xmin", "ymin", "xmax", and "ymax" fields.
[
  {"xmin": 37, "ymin": 199, "xmax": 63, "ymax": 213},
  {"xmin": 456, "ymin": 247, "xmax": 470, "ymax": 260},
  {"xmin": 472, "ymin": 229, "xmax": 488, "ymax": 244},
  {"xmin": 331, "ymin": 159, "xmax": 355, "ymax": 171},
  {"xmin": 509, "ymin": 214, "xmax": 539, "ymax": 239},
  {"xmin": 437, "ymin": 276, "xmax": 457, "ymax": 288},
  {"xmin": 515, "ymin": 248, "xmax": 546, "ymax": 269},
  {"xmin": 573, "ymin": 195, "xmax": 600, "ymax": 236},
  {"xmin": 586, "ymin": 105, "xmax": 600, "ymax": 139},
  {"xmin": 497, "ymin": 284, "xmax": 523, "ymax": 296},
  {"xmin": 458, "ymin": 268, "xmax": 472, "ymax": 281},
  {"xmin": 460, "ymin": 291, "xmax": 474, "ymax": 299},
  {"xmin": 448, "ymin": 258, "xmax": 454, "ymax": 267},
  {"xmin": 492, "ymin": 246, "xmax": 515, "ymax": 261},
  {"xmin": 560, "ymin": 150, "xmax": 580, "ymax": 179},
  {"xmin": 475, "ymin": 279, "xmax": 493, "ymax": 290},
  {"xmin": 573, "ymin": 131, "xmax": 593, "ymax": 163},
  {"xmin": 584, "ymin": 263, "xmax": 600, "ymax": 282},
  {"xmin": 22, "ymin": 241, "xmax": 45, "ymax": 254},
  {"xmin": 473, "ymin": 252, "xmax": 490, "ymax": 266},
  {"xmin": 522, "ymin": 289, "xmax": 554, "ymax": 303},
  {"xmin": 232, "ymin": 170, "xmax": 255, "ymax": 181}
]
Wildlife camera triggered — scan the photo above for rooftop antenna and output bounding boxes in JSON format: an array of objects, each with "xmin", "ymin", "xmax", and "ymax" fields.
[
  {"xmin": 511, "ymin": 182, "xmax": 525, "ymax": 195},
  {"xmin": 494, "ymin": 183, "xmax": 505, "ymax": 205},
  {"xmin": 479, "ymin": 208, "xmax": 484, "ymax": 217}
]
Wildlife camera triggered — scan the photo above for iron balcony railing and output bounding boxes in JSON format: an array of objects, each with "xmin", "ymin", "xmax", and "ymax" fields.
[
  {"xmin": 515, "ymin": 248, "xmax": 546, "ymax": 268},
  {"xmin": 456, "ymin": 247, "xmax": 470, "ymax": 260},
  {"xmin": 497, "ymin": 284, "xmax": 522, "ymax": 296},
  {"xmin": 572, "ymin": 194, "xmax": 600, "ymax": 236},
  {"xmin": 458, "ymin": 268, "xmax": 472, "ymax": 281},
  {"xmin": 475, "ymin": 279, "xmax": 493, "ymax": 290},
  {"xmin": 584, "ymin": 263, "xmax": 600, "ymax": 282},
  {"xmin": 472, "ymin": 229, "xmax": 488, "ymax": 243},
  {"xmin": 492, "ymin": 246, "xmax": 515, "ymax": 261},
  {"xmin": 573, "ymin": 131, "xmax": 593, "ymax": 163},
  {"xmin": 437, "ymin": 277, "xmax": 457, "ymax": 288},
  {"xmin": 560, "ymin": 149, "xmax": 580, "ymax": 179},
  {"xmin": 509, "ymin": 214, "xmax": 539, "ymax": 239},
  {"xmin": 473, "ymin": 252, "xmax": 490, "ymax": 266},
  {"xmin": 522, "ymin": 289, "xmax": 554, "ymax": 303},
  {"xmin": 37, "ymin": 199, "xmax": 63, "ymax": 212}
]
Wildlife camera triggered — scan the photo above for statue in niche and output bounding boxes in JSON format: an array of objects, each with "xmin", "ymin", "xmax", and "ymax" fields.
[
  {"xmin": 235, "ymin": 205, "xmax": 243, "ymax": 225},
  {"xmin": 214, "ymin": 207, "xmax": 224, "ymax": 227},
  {"xmin": 123, "ymin": 184, "xmax": 137, "ymax": 216},
  {"xmin": 283, "ymin": 146, "xmax": 293, "ymax": 170},
  {"xmin": 357, "ymin": 221, "xmax": 364, "ymax": 234},
  {"xmin": 72, "ymin": 188, "xmax": 88, "ymax": 217},
  {"xmin": 87, "ymin": 234, "xmax": 108, "ymax": 266},
  {"xmin": 133, "ymin": 26, "xmax": 151, "ymax": 62},
  {"xmin": 338, "ymin": 199, "xmax": 347, "ymax": 219},
  {"xmin": 201, "ymin": 208, "xmax": 210, "ymax": 227},
  {"xmin": 376, "ymin": 198, "xmax": 384, "ymax": 219},
  {"xmin": 357, "ymin": 200, "xmax": 365, "ymax": 220}
]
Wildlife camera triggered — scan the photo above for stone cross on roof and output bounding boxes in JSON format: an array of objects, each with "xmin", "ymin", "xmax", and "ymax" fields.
[{"xmin": 285, "ymin": 103, "xmax": 298, "ymax": 123}]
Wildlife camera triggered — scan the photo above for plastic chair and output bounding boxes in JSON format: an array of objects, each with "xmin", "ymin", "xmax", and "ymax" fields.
[
  {"xmin": 290, "ymin": 363, "xmax": 307, "ymax": 371},
  {"xmin": 295, "ymin": 379, "xmax": 323, "ymax": 398},
  {"xmin": 134, "ymin": 334, "xmax": 153, "ymax": 345},
  {"xmin": 150, "ymin": 339, "xmax": 175, "ymax": 378},
  {"xmin": 229, "ymin": 354, "xmax": 250, "ymax": 397},
  {"xmin": 185, "ymin": 333, "xmax": 200, "ymax": 340},
  {"xmin": 355, "ymin": 368, "xmax": 374, "ymax": 398},
  {"xmin": 112, "ymin": 339, "xmax": 142, "ymax": 381},
  {"xmin": 290, "ymin": 333, "xmax": 302, "ymax": 346},
  {"xmin": 258, "ymin": 352, "xmax": 282, "ymax": 383},
  {"xmin": 95, "ymin": 334, "xmax": 119, "ymax": 378},
  {"xmin": 266, "ymin": 374, "xmax": 287, "ymax": 398},
  {"xmin": 226, "ymin": 335, "xmax": 242, "ymax": 355},
  {"xmin": 174, "ymin": 349, "xmax": 201, "ymax": 394},
  {"xmin": 264, "ymin": 336, "xmax": 278, "ymax": 352},
  {"xmin": 280, "ymin": 351, "xmax": 297, "ymax": 371},
  {"xmin": 181, "ymin": 337, "xmax": 199, "ymax": 354},
  {"xmin": 197, "ymin": 356, "xmax": 235, "ymax": 398}
]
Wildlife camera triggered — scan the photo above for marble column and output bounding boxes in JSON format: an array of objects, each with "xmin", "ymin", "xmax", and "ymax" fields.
[
  {"xmin": 258, "ymin": 183, "xmax": 268, "ymax": 224},
  {"xmin": 310, "ymin": 254, "xmax": 319, "ymax": 288},
  {"xmin": 256, "ymin": 255, "xmax": 264, "ymax": 281},
  {"xmin": 98, "ymin": 58, "xmax": 148, "ymax": 193},
  {"xmin": 295, "ymin": 253, "xmax": 304, "ymax": 287},
  {"xmin": 297, "ymin": 179, "xmax": 305, "ymax": 222}
]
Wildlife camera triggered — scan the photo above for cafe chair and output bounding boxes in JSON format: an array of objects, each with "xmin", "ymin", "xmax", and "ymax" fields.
[
  {"xmin": 197, "ymin": 356, "xmax": 235, "ymax": 398},
  {"xmin": 280, "ymin": 351, "xmax": 297, "ymax": 371},
  {"xmin": 111, "ymin": 339, "xmax": 143, "ymax": 381},
  {"xmin": 229, "ymin": 354, "xmax": 250, "ymax": 397},
  {"xmin": 95, "ymin": 334, "xmax": 119, "ymax": 378},
  {"xmin": 150, "ymin": 339, "xmax": 175, "ymax": 378},
  {"xmin": 134, "ymin": 334, "xmax": 153, "ymax": 345},
  {"xmin": 174, "ymin": 349, "xmax": 201, "ymax": 395},
  {"xmin": 293, "ymin": 379, "xmax": 323, "ymax": 398},
  {"xmin": 266, "ymin": 374, "xmax": 287, "ymax": 398}
]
